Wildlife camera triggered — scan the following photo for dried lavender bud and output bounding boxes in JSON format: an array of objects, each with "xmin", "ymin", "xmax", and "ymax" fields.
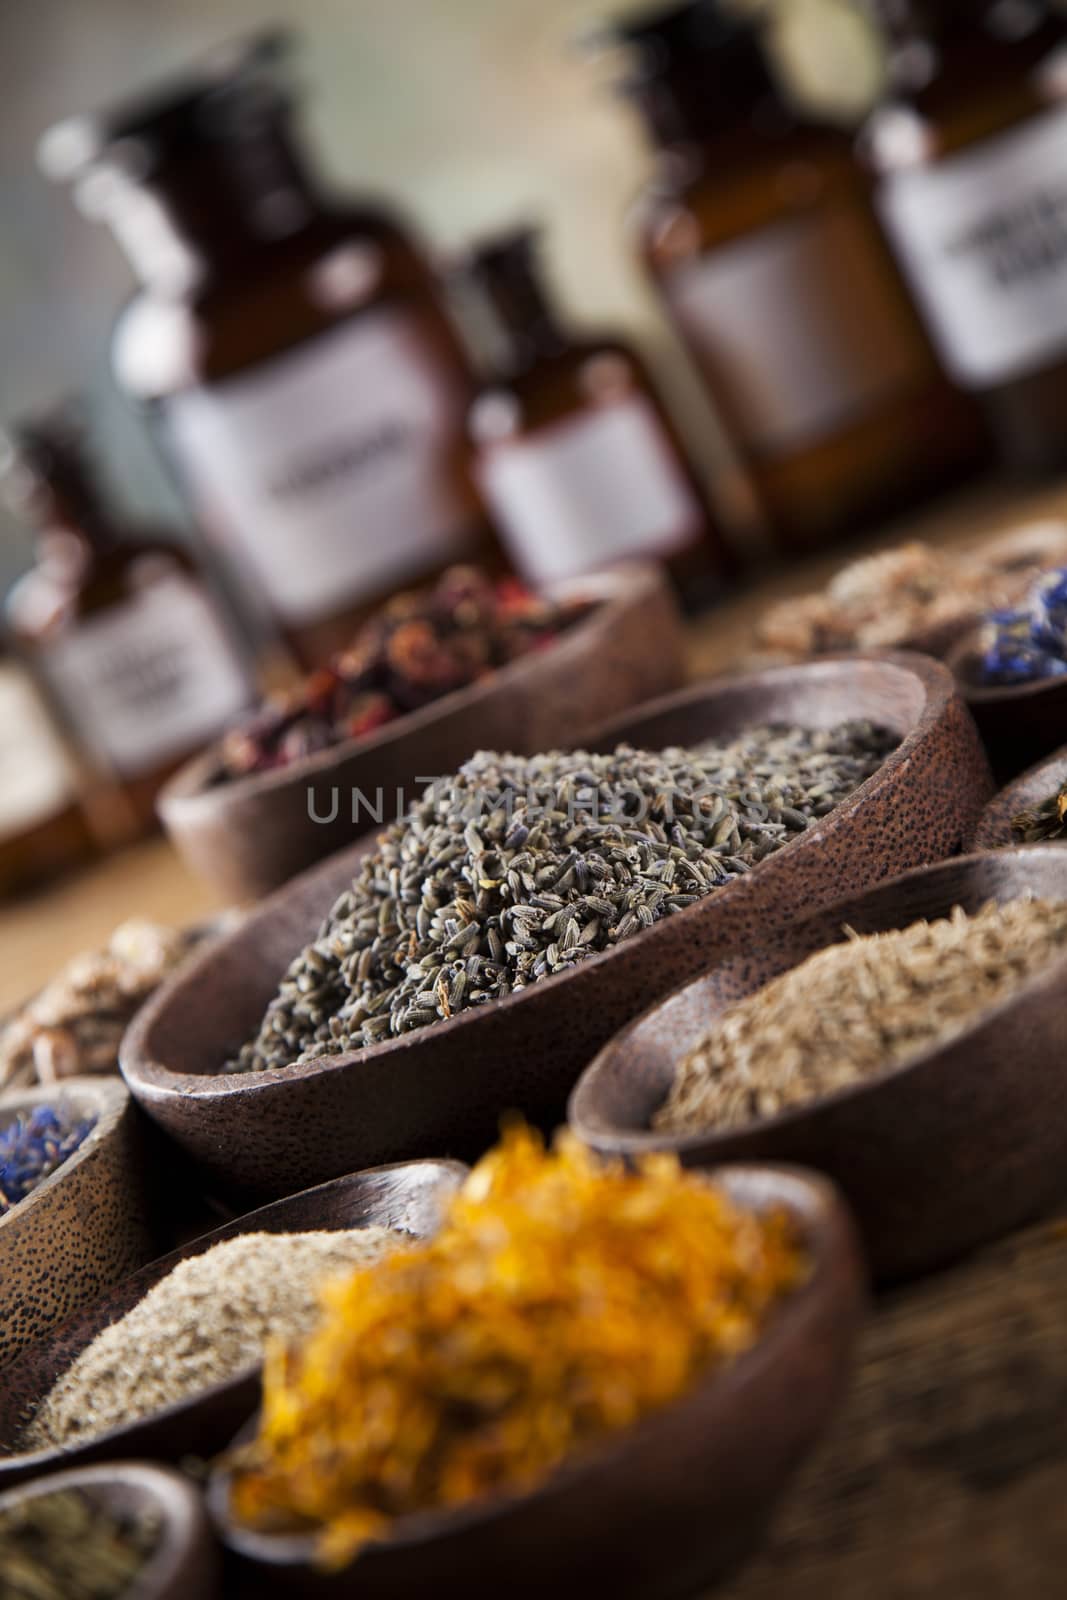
[
  {"xmin": 0, "ymin": 1104, "xmax": 96, "ymax": 1215},
  {"xmin": 977, "ymin": 568, "xmax": 1067, "ymax": 686},
  {"xmin": 229, "ymin": 721, "xmax": 895, "ymax": 1073}
]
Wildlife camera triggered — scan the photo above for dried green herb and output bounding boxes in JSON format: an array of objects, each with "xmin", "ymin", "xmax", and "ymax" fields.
[
  {"xmin": 1011, "ymin": 784, "xmax": 1067, "ymax": 845},
  {"xmin": 0, "ymin": 1487, "xmax": 160, "ymax": 1598}
]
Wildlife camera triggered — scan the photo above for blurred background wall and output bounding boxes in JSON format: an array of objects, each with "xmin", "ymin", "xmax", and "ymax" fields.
[{"xmin": 0, "ymin": 0, "xmax": 891, "ymax": 589}]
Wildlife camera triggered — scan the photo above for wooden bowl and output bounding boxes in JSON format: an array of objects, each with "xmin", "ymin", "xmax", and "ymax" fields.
[
  {"xmin": 208, "ymin": 1164, "xmax": 865, "ymax": 1600},
  {"xmin": 570, "ymin": 849, "xmax": 1067, "ymax": 1281},
  {"xmin": 0, "ymin": 1465, "xmax": 219, "ymax": 1600},
  {"xmin": 972, "ymin": 745, "xmax": 1067, "ymax": 850},
  {"xmin": 0, "ymin": 1159, "xmax": 464, "ymax": 1490},
  {"xmin": 158, "ymin": 564, "xmax": 685, "ymax": 904},
  {"xmin": 949, "ymin": 626, "xmax": 1067, "ymax": 779},
  {"xmin": 0, "ymin": 1077, "xmax": 153, "ymax": 1368},
  {"xmin": 0, "ymin": 1460, "xmax": 221, "ymax": 1599},
  {"xmin": 122, "ymin": 652, "xmax": 992, "ymax": 1204}
]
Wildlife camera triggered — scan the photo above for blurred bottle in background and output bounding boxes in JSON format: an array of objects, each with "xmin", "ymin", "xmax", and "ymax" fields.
[
  {"xmin": 616, "ymin": 0, "xmax": 985, "ymax": 555},
  {"xmin": 462, "ymin": 227, "xmax": 734, "ymax": 608},
  {"xmin": 0, "ymin": 633, "xmax": 96, "ymax": 898},
  {"xmin": 864, "ymin": 0, "xmax": 1067, "ymax": 474},
  {"xmin": 1, "ymin": 406, "xmax": 254, "ymax": 838},
  {"xmin": 39, "ymin": 30, "xmax": 484, "ymax": 669}
]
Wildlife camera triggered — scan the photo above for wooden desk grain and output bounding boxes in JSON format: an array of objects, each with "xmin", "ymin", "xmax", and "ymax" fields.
[{"xmin": 719, "ymin": 1212, "xmax": 1067, "ymax": 1600}]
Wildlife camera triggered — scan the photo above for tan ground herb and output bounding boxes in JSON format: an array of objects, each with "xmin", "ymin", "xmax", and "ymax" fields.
[
  {"xmin": 655, "ymin": 898, "xmax": 1067, "ymax": 1135},
  {"xmin": 21, "ymin": 1227, "xmax": 403, "ymax": 1451}
]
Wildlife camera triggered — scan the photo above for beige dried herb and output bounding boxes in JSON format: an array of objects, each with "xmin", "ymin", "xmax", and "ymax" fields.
[
  {"xmin": 656, "ymin": 898, "xmax": 1067, "ymax": 1135},
  {"xmin": 22, "ymin": 1227, "xmax": 403, "ymax": 1451}
]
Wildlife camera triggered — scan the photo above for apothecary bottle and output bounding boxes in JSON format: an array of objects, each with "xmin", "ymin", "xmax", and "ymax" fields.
[
  {"xmin": 619, "ymin": 0, "xmax": 984, "ymax": 554},
  {"xmin": 40, "ymin": 32, "xmax": 482, "ymax": 667},
  {"xmin": 463, "ymin": 228, "xmax": 734, "ymax": 607},
  {"xmin": 862, "ymin": 0, "xmax": 1067, "ymax": 473},
  {"xmin": 2, "ymin": 408, "xmax": 255, "ymax": 836},
  {"xmin": 0, "ymin": 635, "xmax": 95, "ymax": 897}
]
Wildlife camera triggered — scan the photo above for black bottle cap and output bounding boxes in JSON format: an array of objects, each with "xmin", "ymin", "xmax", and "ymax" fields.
[
  {"xmin": 1, "ymin": 400, "xmax": 84, "ymax": 485},
  {"xmin": 455, "ymin": 224, "xmax": 568, "ymax": 370},
  {"xmin": 38, "ymin": 29, "xmax": 294, "ymax": 183},
  {"xmin": 462, "ymin": 226, "xmax": 543, "ymax": 281},
  {"xmin": 0, "ymin": 400, "xmax": 114, "ymax": 541},
  {"xmin": 612, "ymin": 0, "xmax": 769, "ymax": 91},
  {"xmin": 864, "ymin": 0, "xmax": 1050, "ymax": 38}
]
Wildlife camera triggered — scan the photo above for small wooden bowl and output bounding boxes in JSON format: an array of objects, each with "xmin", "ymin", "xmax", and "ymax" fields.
[
  {"xmin": 972, "ymin": 745, "xmax": 1067, "ymax": 850},
  {"xmin": 949, "ymin": 625, "xmax": 1067, "ymax": 779},
  {"xmin": 570, "ymin": 849, "xmax": 1067, "ymax": 1281},
  {"xmin": 0, "ymin": 1159, "xmax": 464, "ymax": 1489},
  {"xmin": 745, "ymin": 518, "xmax": 1067, "ymax": 671},
  {"xmin": 0, "ymin": 1460, "xmax": 221, "ymax": 1599},
  {"xmin": 122, "ymin": 652, "xmax": 992, "ymax": 1203},
  {"xmin": 158, "ymin": 564, "xmax": 685, "ymax": 904},
  {"xmin": 0, "ymin": 1078, "xmax": 152, "ymax": 1368},
  {"xmin": 208, "ymin": 1164, "xmax": 865, "ymax": 1600}
]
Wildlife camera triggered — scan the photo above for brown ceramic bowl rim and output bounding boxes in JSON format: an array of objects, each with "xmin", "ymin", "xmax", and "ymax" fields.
[
  {"xmin": 0, "ymin": 1077, "xmax": 131, "ymax": 1238},
  {"xmin": 0, "ymin": 1459, "xmax": 211, "ymax": 1599},
  {"xmin": 0, "ymin": 1157, "xmax": 467, "ymax": 1476},
  {"xmin": 208, "ymin": 1162, "xmax": 857, "ymax": 1568},
  {"xmin": 949, "ymin": 625, "xmax": 1067, "ymax": 705},
  {"xmin": 568, "ymin": 846, "xmax": 1067, "ymax": 1153},
  {"xmin": 157, "ymin": 566, "xmax": 658, "ymax": 819},
  {"xmin": 127, "ymin": 650, "xmax": 956, "ymax": 1099}
]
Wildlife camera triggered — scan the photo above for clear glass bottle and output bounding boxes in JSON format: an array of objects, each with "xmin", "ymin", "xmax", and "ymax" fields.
[
  {"xmin": 863, "ymin": 0, "xmax": 1067, "ymax": 472},
  {"xmin": 463, "ymin": 228, "xmax": 734, "ymax": 607},
  {"xmin": 0, "ymin": 635, "xmax": 95, "ymax": 897},
  {"xmin": 40, "ymin": 31, "xmax": 483, "ymax": 667},
  {"xmin": 3, "ymin": 407, "xmax": 255, "ymax": 836},
  {"xmin": 620, "ymin": 0, "xmax": 985, "ymax": 555}
]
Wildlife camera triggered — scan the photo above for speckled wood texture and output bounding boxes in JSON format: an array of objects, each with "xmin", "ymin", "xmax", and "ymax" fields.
[{"xmin": 0, "ymin": 1077, "xmax": 152, "ymax": 1368}]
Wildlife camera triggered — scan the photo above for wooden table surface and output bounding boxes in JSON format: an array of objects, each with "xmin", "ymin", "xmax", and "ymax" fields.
[{"xmin": 3, "ymin": 475, "xmax": 1067, "ymax": 1598}]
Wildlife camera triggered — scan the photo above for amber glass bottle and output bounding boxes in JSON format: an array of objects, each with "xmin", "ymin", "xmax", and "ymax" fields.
[
  {"xmin": 620, "ymin": 0, "xmax": 985, "ymax": 555},
  {"xmin": 863, "ymin": 0, "xmax": 1067, "ymax": 472},
  {"xmin": 3, "ymin": 409, "xmax": 254, "ymax": 836},
  {"xmin": 463, "ymin": 229, "xmax": 734, "ymax": 606},
  {"xmin": 40, "ymin": 32, "xmax": 482, "ymax": 667},
  {"xmin": 0, "ymin": 633, "xmax": 95, "ymax": 898}
]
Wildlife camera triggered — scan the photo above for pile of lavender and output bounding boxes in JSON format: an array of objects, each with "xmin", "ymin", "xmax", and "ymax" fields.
[
  {"xmin": 0, "ymin": 1104, "xmax": 96, "ymax": 1216},
  {"xmin": 229, "ymin": 721, "xmax": 896, "ymax": 1073},
  {"xmin": 976, "ymin": 568, "xmax": 1067, "ymax": 685}
]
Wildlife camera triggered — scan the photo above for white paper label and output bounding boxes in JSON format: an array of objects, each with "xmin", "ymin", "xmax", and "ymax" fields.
[
  {"xmin": 43, "ymin": 576, "xmax": 250, "ymax": 776},
  {"xmin": 665, "ymin": 205, "xmax": 922, "ymax": 454},
  {"xmin": 0, "ymin": 665, "xmax": 76, "ymax": 837},
  {"xmin": 878, "ymin": 104, "xmax": 1067, "ymax": 386},
  {"xmin": 165, "ymin": 308, "xmax": 472, "ymax": 624},
  {"xmin": 474, "ymin": 396, "xmax": 702, "ymax": 586}
]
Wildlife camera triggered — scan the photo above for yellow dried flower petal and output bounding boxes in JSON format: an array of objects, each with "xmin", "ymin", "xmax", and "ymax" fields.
[{"xmin": 230, "ymin": 1126, "xmax": 806, "ymax": 1569}]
